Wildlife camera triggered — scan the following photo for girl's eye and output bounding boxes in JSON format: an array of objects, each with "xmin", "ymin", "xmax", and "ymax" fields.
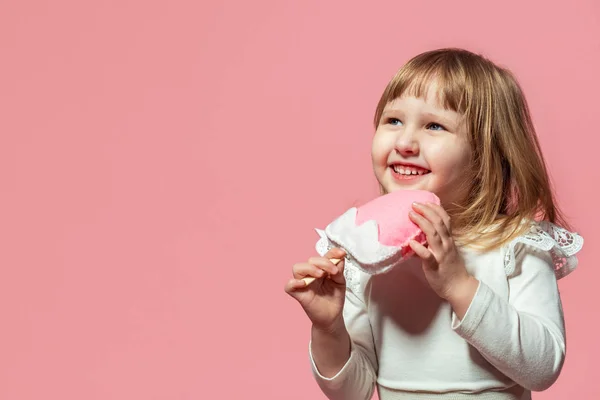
[
  {"xmin": 427, "ymin": 123, "xmax": 446, "ymax": 131},
  {"xmin": 387, "ymin": 118, "xmax": 403, "ymax": 126}
]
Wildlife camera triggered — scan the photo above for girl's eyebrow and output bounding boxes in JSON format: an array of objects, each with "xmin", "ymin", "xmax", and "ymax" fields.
[
  {"xmin": 381, "ymin": 108, "xmax": 459, "ymax": 129},
  {"xmin": 421, "ymin": 111, "xmax": 457, "ymax": 128},
  {"xmin": 422, "ymin": 111, "xmax": 451, "ymax": 121}
]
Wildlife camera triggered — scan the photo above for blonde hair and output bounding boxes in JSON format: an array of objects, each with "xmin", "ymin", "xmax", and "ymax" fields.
[{"xmin": 373, "ymin": 48, "xmax": 570, "ymax": 250}]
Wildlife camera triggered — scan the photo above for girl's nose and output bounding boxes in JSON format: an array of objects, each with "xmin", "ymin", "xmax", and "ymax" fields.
[{"xmin": 394, "ymin": 129, "xmax": 419, "ymax": 156}]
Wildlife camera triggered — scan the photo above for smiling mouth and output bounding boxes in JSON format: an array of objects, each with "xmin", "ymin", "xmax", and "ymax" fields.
[{"xmin": 390, "ymin": 164, "xmax": 431, "ymax": 176}]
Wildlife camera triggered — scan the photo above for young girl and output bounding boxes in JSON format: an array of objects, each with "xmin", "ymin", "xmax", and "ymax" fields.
[{"xmin": 284, "ymin": 48, "xmax": 584, "ymax": 399}]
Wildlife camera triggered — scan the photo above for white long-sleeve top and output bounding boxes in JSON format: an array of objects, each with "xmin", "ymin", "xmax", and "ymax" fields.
[{"xmin": 309, "ymin": 222, "xmax": 583, "ymax": 400}]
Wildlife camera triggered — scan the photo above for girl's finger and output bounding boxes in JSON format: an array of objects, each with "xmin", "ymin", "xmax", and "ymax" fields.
[
  {"xmin": 328, "ymin": 258, "xmax": 346, "ymax": 285},
  {"xmin": 409, "ymin": 209, "xmax": 442, "ymax": 249},
  {"xmin": 307, "ymin": 256, "xmax": 340, "ymax": 275},
  {"xmin": 409, "ymin": 240, "xmax": 438, "ymax": 269},
  {"xmin": 424, "ymin": 202, "xmax": 452, "ymax": 234},
  {"xmin": 324, "ymin": 247, "xmax": 346, "ymax": 260},
  {"xmin": 412, "ymin": 202, "xmax": 450, "ymax": 238},
  {"xmin": 292, "ymin": 262, "xmax": 326, "ymax": 280},
  {"xmin": 284, "ymin": 278, "xmax": 311, "ymax": 294}
]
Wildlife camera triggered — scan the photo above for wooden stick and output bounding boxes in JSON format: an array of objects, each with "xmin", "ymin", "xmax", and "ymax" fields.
[{"xmin": 301, "ymin": 258, "xmax": 342, "ymax": 286}]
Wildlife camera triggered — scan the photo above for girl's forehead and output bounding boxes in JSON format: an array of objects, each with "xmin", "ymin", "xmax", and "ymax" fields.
[
  {"xmin": 384, "ymin": 75, "xmax": 466, "ymax": 115},
  {"xmin": 389, "ymin": 80, "xmax": 446, "ymax": 106},
  {"xmin": 384, "ymin": 92, "xmax": 448, "ymax": 112}
]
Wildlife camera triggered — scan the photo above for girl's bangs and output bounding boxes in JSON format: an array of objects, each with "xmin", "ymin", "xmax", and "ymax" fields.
[{"xmin": 381, "ymin": 60, "xmax": 470, "ymax": 115}]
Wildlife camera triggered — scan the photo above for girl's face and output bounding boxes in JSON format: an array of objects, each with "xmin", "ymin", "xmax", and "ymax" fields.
[{"xmin": 371, "ymin": 84, "xmax": 473, "ymax": 209}]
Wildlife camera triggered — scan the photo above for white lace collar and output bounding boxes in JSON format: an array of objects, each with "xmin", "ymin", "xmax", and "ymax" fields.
[
  {"xmin": 315, "ymin": 220, "xmax": 584, "ymax": 293},
  {"xmin": 503, "ymin": 221, "xmax": 583, "ymax": 279}
]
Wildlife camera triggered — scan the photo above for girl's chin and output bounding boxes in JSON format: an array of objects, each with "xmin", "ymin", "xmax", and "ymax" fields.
[{"xmin": 381, "ymin": 172, "xmax": 431, "ymax": 193}]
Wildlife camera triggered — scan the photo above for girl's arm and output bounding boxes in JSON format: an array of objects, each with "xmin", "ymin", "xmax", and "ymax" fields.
[
  {"xmin": 310, "ymin": 323, "xmax": 350, "ymax": 378},
  {"xmin": 310, "ymin": 286, "xmax": 378, "ymax": 400},
  {"xmin": 452, "ymin": 247, "xmax": 566, "ymax": 391}
]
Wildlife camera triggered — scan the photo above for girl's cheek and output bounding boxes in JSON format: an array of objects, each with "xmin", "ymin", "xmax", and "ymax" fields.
[
  {"xmin": 373, "ymin": 130, "xmax": 394, "ymax": 149},
  {"xmin": 370, "ymin": 136, "xmax": 385, "ymax": 155}
]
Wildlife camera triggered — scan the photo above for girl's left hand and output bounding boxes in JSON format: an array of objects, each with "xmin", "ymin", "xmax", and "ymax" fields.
[{"xmin": 408, "ymin": 202, "xmax": 478, "ymax": 304}]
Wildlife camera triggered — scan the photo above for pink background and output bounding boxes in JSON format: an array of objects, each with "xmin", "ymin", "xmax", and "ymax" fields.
[{"xmin": 1, "ymin": 0, "xmax": 598, "ymax": 398}]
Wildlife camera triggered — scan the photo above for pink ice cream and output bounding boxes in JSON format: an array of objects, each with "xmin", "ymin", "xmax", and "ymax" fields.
[
  {"xmin": 322, "ymin": 189, "xmax": 441, "ymax": 274},
  {"xmin": 356, "ymin": 189, "xmax": 440, "ymax": 256}
]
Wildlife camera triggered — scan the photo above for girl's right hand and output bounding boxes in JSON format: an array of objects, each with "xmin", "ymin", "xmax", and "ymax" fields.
[{"xmin": 284, "ymin": 247, "xmax": 347, "ymax": 333}]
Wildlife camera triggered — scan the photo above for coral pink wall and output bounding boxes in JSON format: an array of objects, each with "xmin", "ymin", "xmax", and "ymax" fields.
[{"xmin": 1, "ymin": 0, "xmax": 598, "ymax": 398}]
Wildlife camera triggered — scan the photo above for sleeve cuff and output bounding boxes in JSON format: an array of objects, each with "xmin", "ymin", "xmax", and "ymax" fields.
[
  {"xmin": 308, "ymin": 339, "xmax": 355, "ymax": 382},
  {"xmin": 451, "ymin": 280, "xmax": 494, "ymax": 338}
]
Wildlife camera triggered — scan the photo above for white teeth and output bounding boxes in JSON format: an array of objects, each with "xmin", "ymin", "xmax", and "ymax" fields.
[{"xmin": 392, "ymin": 165, "xmax": 427, "ymax": 175}]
